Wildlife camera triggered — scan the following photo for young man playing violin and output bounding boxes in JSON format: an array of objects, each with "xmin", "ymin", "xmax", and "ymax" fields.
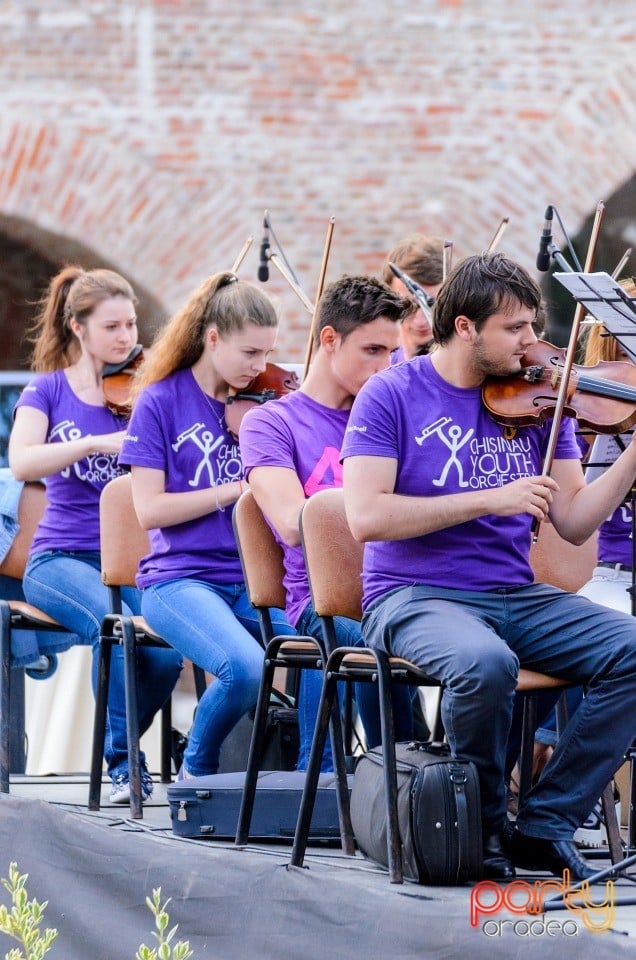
[
  {"xmin": 340, "ymin": 252, "xmax": 636, "ymax": 881},
  {"xmin": 239, "ymin": 275, "xmax": 416, "ymax": 770}
]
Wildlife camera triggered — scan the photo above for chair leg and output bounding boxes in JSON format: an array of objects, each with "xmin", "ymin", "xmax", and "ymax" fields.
[
  {"xmin": 160, "ymin": 699, "xmax": 172, "ymax": 783},
  {"xmin": 122, "ymin": 619, "xmax": 143, "ymax": 818},
  {"xmin": 192, "ymin": 663, "xmax": 207, "ymax": 701},
  {"xmin": 518, "ymin": 693, "xmax": 537, "ymax": 807},
  {"xmin": 600, "ymin": 779, "xmax": 623, "ymax": 864},
  {"xmin": 235, "ymin": 650, "xmax": 278, "ymax": 844},
  {"xmin": 0, "ymin": 603, "xmax": 11, "ymax": 793},
  {"xmin": 290, "ymin": 669, "xmax": 339, "ymax": 868},
  {"xmin": 88, "ymin": 632, "xmax": 113, "ymax": 810},
  {"xmin": 375, "ymin": 652, "xmax": 403, "ymax": 884}
]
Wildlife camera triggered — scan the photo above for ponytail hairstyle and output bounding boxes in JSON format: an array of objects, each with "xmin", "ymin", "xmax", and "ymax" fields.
[
  {"xmin": 583, "ymin": 278, "xmax": 636, "ymax": 366},
  {"xmin": 133, "ymin": 271, "xmax": 278, "ymax": 396},
  {"xmin": 29, "ymin": 266, "xmax": 137, "ymax": 372}
]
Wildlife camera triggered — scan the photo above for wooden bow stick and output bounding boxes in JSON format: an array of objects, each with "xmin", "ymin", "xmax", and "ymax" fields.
[
  {"xmin": 533, "ymin": 200, "xmax": 605, "ymax": 543},
  {"xmin": 302, "ymin": 217, "xmax": 335, "ymax": 381},
  {"xmin": 231, "ymin": 237, "xmax": 254, "ymax": 274}
]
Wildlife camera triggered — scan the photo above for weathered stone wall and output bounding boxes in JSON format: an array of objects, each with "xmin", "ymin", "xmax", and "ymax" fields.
[{"xmin": 1, "ymin": 0, "xmax": 634, "ymax": 361}]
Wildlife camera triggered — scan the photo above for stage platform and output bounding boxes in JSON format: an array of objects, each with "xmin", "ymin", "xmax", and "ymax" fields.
[{"xmin": 1, "ymin": 775, "xmax": 636, "ymax": 959}]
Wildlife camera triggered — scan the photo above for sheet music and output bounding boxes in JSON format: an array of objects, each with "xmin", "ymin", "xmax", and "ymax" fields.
[
  {"xmin": 583, "ymin": 432, "xmax": 631, "ymax": 483},
  {"xmin": 554, "ymin": 271, "xmax": 636, "ymax": 362}
]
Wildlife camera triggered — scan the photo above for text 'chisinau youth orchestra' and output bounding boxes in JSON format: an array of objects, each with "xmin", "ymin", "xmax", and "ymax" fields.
[{"xmin": 5, "ymin": 206, "xmax": 636, "ymax": 899}]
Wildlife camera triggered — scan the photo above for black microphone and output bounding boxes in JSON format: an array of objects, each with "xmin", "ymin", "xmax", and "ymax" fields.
[
  {"xmin": 257, "ymin": 216, "xmax": 270, "ymax": 282},
  {"xmin": 388, "ymin": 262, "xmax": 434, "ymax": 314},
  {"xmin": 536, "ymin": 205, "xmax": 554, "ymax": 272}
]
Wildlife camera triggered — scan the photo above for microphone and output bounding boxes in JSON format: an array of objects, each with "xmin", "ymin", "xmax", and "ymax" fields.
[
  {"xmin": 257, "ymin": 215, "xmax": 270, "ymax": 282},
  {"xmin": 388, "ymin": 262, "xmax": 434, "ymax": 316},
  {"xmin": 536, "ymin": 205, "xmax": 554, "ymax": 272}
]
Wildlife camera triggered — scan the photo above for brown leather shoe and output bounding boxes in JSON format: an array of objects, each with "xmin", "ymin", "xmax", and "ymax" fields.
[{"xmin": 508, "ymin": 826, "xmax": 597, "ymax": 881}]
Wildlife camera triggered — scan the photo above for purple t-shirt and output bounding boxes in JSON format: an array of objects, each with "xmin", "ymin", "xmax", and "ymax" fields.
[
  {"xmin": 390, "ymin": 346, "xmax": 405, "ymax": 365},
  {"xmin": 239, "ymin": 390, "xmax": 350, "ymax": 626},
  {"xmin": 340, "ymin": 355, "xmax": 581, "ymax": 609},
  {"xmin": 14, "ymin": 370, "xmax": 127, "ymax": 553},
  {"xmin": 598, "ymin": 504, "xmax": 632, "ymax": 566},
  {"xmin": 119, "ymin": 368, "xmax": 244, "ymax": 588}
]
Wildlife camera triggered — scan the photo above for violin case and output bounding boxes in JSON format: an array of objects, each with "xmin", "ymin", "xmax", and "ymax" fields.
[{"xmin": 167, "ymin": 769, "xmax": 351, "ymax": 842}]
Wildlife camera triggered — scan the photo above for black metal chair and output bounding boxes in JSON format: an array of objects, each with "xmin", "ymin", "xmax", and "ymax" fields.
[
  {"xmin": 232, "ymin": 489, "xmax": 353, "ymax": 850},
  {"xmin": 0, "ymin": 481, "xmax": 72, "ymax": 793},
  {"xmin": 88, "ymin": 474, "xmax": 206, "ymax": 818}
]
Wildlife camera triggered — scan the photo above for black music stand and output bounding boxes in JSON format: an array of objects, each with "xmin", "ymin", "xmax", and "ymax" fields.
[{"xmin": 542, "ymin": 272, "xmax": 636, "ymax": 908}]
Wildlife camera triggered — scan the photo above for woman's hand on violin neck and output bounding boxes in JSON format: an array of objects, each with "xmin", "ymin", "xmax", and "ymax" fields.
[
  {"xmin": 489, "ymin": 475, "xmax": 558, "ymax": 520},
  {"xmin": 87, "ymin": 430, "xmax": 126, "ymax": 457}
]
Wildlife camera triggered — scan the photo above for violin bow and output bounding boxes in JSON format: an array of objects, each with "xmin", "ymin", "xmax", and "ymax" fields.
[
  {"xmin": 533, "ymin": 200, "xmax": 605, "ymax": 543},
  {"xmin": 302, "ymin": 216, "xmax": 335, "ymax": 382},
  {"xmin": 231, "ymin": 236, "xmax": 254, "ymax": 274},
  {"xmin": 269, "ymin": 253, "xmax": 315, "ymax": 314},
  {"xmin": 442, "ymin": 240, "xmax": 453, "ymax": 281},
  {"xmin": 486, "ymin": 217, "xmax": 510, "ymax": 254}
]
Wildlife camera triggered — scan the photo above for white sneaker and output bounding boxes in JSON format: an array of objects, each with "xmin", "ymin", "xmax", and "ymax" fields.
[
  {"xmin": 109, "ymin": 768, "xmax": 154, "ymax": 804},
  {"xmin": 574, "ymin": 795, "xmax": 621, "ymax": 848}
]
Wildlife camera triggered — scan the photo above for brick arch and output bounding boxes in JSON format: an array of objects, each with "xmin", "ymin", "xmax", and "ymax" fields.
[{"xmin": 0, "ymin": 115, "xmax": 248, "ymax": 325}]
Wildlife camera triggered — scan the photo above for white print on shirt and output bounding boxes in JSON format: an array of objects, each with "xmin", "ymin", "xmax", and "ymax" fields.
[
  {"xmin": 171, "ymin": 421, "xmax": 242, "ymax": 487},
  {"xmin": 416, "ymin": 419, "xmax": 535, "ymax": 490},
  {"xmin": 50, "ymin": 419, "xmax": 123, "ymax": 484}
]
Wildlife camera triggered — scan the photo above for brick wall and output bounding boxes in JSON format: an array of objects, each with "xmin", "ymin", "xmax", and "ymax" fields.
[{"xmin": 0, "ymin": 0, "xmax": 634, "ymax": 361}]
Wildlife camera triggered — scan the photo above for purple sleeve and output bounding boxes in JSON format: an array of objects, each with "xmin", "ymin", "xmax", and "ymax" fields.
[
  {"xmin": 239, "ymin": 404, "xmax": 295, "ymax": 474},
  {"xmin": 340, "ymin": 375, "xmax": 400, "ymax": 461},
  {"xmin": 119, "ymin": 390, "xmax": 167, "ymax": 471}
]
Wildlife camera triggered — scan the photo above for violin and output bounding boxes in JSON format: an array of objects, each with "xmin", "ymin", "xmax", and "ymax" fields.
[
  {"xmin": 102, "ymin": 344, "xmax": 144, "ymax": 417},
  {"xmin": 225, "ymin": 361, "xmax": 300, "ymax": 439},
  {"xmin": 482, "ymin": 340, "xmax": 636, "ymax": 435}
]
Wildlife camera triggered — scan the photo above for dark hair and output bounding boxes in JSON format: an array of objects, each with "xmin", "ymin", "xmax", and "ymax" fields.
[
  {"xmin": 313, "ymin": 275, "xmax": 414, "ymax": 349},
  {"xmin": 30, "ymin": 266, "xmax": 137, "ymax": 372},
  {"xmin": 381, "ymin": 234, "xmax": 445, "ymax": 287},
  {"xmin": 432, "ymin": 253, "xmax": 541, "ymax": 345}
]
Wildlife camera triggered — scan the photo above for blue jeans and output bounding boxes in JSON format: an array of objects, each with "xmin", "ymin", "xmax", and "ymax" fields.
[
  {"xmin": 362, "ymin": 582, "xmax": 636, "ymax": 839},
  {"xmin": 23, "ymin": 551, "xmax": 182, "ymax": 779},
  {"xmin": 295, "ymin": 605, "xmax": 413, "ymax": 772},
  {"xmin": 142, "ymin": 579, "xmax": 296, "ymax": 776}
]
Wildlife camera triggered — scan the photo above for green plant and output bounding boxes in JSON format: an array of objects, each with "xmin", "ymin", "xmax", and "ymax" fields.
[
  {"xmin": 136, "ymin": 888, "xmax": 193, "ymax": 960},
  {"xmin": 0, "ymin": 861, "xmax": 58, "ymax": 960}
]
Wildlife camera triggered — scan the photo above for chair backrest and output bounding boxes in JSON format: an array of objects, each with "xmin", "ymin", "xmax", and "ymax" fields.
[
  {"xmin": 99, "ymin": 473, "xmax": 150, "ymax": 588},
  {"xmin": 300, "ymin": 488, "xmax": 363, "ymax": 622},
  {"xmin": 529, "ymin": 520, "xmax": 597, "ymax": 592},
  {"xmin": 232, "ymin": 489, "xmax": 287, "ymax": 610},
  {"xmin": 0, "ymin": 481, "xmax": 47, "ymax": 581}
]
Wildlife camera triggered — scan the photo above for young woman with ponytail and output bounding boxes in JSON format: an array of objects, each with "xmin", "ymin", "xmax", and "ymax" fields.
[
  {"xmin": 119, "ymin": 271, "xmax": 296, "ymax": 778},
  {"xmin": 9, "ymin": 266, "xmax": 182, "ymax": 803}
]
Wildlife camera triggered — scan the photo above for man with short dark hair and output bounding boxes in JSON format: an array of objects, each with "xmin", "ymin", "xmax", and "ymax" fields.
[
  {"xmin": 341, "ymin": 252, "xmax": 636, "ymax": 880},
  {"xmin": 240, "ymin": 275, "xmax": 416, "ymax": 770}
]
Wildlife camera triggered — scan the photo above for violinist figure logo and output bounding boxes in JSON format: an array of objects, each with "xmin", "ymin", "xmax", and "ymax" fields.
[
  {"xmin": 51, "ymin": 419, "xmax": 123, "ymax": 484},
  {"xmin": 171, "ymin": 421, "xmax": 241, "ymax": 488},
  {"xmin": 415, "ymin": 417, "xmax": 474, "ymax": 488}
]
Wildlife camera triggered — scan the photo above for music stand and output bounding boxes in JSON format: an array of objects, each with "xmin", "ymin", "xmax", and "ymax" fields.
[
  {"xmin": 542, "ymin": 272, "xmax": 636, "ymax": 908},
  {"xmin": 554, "ymin": 271, "xmax": 636, "ymax": 361}
]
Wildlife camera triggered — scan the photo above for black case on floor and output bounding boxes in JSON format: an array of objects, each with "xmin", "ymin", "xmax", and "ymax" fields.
[
  {"xmin": 350, "ymin": 741, "xmax": 483, "ymax": 884},
  {"xmin": 167, "ymin": 770, "xmax": 350, "ymax": 841}
]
